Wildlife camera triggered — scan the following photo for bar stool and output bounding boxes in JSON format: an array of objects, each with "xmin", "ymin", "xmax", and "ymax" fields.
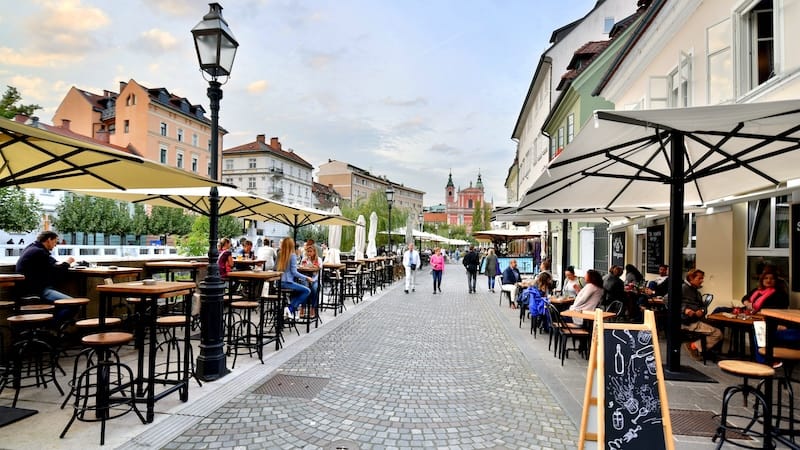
[
  {"xmin": 713, "ymin": 360, "xmax": 775, "ymax": 449},
  {"xmin": 758, "ymin": 347, "xmax": 800, "ymax": 439},
  {"xmin": 154, "ymin": 315, "xmax": 200, "ymax": 388},
  {"xmin": 226, "ymin": 300, "xmax": 262, "ymax": 368},
  {"xmin": 60, "ymin": 331, "xmax": 146, "ymax": 445},
  {"xmin": 60, "ymin": 317, "xmax": 124, "ymax": 409},
  {"xmin": 5, "ymin": 313, "xmax": 64, "ymax": 407}
]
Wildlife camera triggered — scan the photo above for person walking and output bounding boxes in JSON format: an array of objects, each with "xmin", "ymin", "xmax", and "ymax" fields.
[
  {"xmin": 430, "ymin": 247, "xmax": 445, "ymax": 294},
  {"xmin": 462, "ymin": 245, "xmax": 480, "ymax": 293},
  {"xmin": 483, "ymin": 248, "xmax": 499, "ymax": 293},
  {"xmin": 402, "ymin": 242, "xmax": 420, "ymax": 294}
]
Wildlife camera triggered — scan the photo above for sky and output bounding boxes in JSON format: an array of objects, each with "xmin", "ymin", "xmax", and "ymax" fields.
[{"xmin": 0, "ymin": 0, "xmax": 598, "ymax": 206}]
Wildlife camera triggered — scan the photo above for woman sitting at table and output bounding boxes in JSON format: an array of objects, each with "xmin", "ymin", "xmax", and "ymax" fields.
[
  {"xmin": 217, "ymin": 237, "xmax": 234, "ymax": 280},
  {"xmin": 743, "ymin": 271, "xmax": 789, "ymax": 313},
  {"xmin": 568, "ymin": 269, "xmax": 604, "ymax": 325},
  {"xmin": 561, "ymin": 266, "xmax": 582, "ymax": 298},
  {"xmin": 300, "ymin": 244, "xmax": 323, "ymax": 316},
  {"xmin": 527, "ymin": 272, "xmax": 553, "ymax": 320},
  {"xmin": 277, "ymin": 237, "xmax": 313, "ymax": 318}
]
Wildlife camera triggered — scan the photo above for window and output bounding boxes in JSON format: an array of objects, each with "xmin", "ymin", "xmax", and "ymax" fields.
[
  {"xmin": 192, "ymin": 133, "xmax": 198, "ymax": 147},
  {"xmin": 176, "ymin": 151, "xmax": 184, "ymax": 169},
  {"xmin": 160, "ymin": 122, "xmax": 167, "ymax": 136},
  {"xmin": 208, "ymin": 162, "xmax": 213, "ymax": 178},
  {"xmin": 650, "ymin": 52, "xmax": 692, "ymax": 108},
  {"xmin": 557, "ymin": 127, "xmax": 565, "ymax": 152},
  {"xmin": 124, "ymin": 120, "xmax": 129, "ymax": 133},
  {"xmin": 177, "ymin": 128, "xmax": 184, "ymax": 142},
  {"xmin": 248, "ymin": 158, "xmax": 256, "ymax": 169},
  {"xmin": 191, "ymin": 155, "xmax": 198, "ymax": 173},
  {"xmin": 160, "ymin": 147, "xmax": 168, "ymax": 164},
  {"xmin": 225, "ymin": 160, "xmax": 233, "ymax": 170},
  {"xmin": 746, "ymin": 194, "xmax": 789, "ymax": 291},
  {"xmin": 707, "ymin": 19, "xmax": 733, "ymax": 104},
  {"xmin": 126, "ymin": 94, "xmax": 136, "ymax": 106},
  {"xmin": 604, "ymin": 17, "xmax": 615, "ymax": 34},
  {"xmin": 736, "ymin": 0, "xmax": 776, "ymax": 94},
  {"xmin": 468, "ymin": 199, "xmax": 473, "ymax": 209},
  {"xmin": 247, "ymin": 177, "xmax": 256, "ymax": 190},
  {"xmin": 566, "ymin": 114, "xmax": 575, "ymax": 144},
  {"xmin": 225, "ymin": 177, "xmax": 234, "ymax": 185}
]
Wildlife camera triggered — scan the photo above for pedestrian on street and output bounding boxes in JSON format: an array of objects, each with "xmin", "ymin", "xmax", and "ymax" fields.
[
  {"xmin": 483, "ymin": 248, "xmax": 499, "ymax": 293},
  {"xmin": 462, "ymin": 245, "xmax": 480, "ymax": 293},
  {"xmin": 430, "ymin": 247, "xmax": 445, "ymax": 294},
  {"xmin": 402, "ymin": 242, "xmax": 420, "ymax": 294}
]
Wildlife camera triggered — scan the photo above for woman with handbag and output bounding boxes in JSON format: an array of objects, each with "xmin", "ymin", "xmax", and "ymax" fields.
[
  {"xmin": 483, "ymin": 248, "xmax": 499, "ymax": 293},
  {"xmin": 430, "ymin": 247, "xmax": 445, "ymax": 294}
]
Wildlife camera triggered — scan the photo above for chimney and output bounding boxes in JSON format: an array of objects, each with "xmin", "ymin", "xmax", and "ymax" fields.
[
  {"xmin": 61, "ymin": 119, "xmax": 71, "ymax": 130},
  {"xmin": 270, "ymin": 137, "xmax": 281, "ymax": 150},
  {"xmin": 103, "ymin": 90, "xmax": 115, "ymax": 98},
  {"xmin": 256, "ymin": 134, "xmax": 266, "ymax": 144},
  {"xmin": 13, "ymin": 114, "xmax": 28, "ymax": 123},
  {"xmin": 119, "ymin": 81, "xmax": 128, "ymax": 93}
]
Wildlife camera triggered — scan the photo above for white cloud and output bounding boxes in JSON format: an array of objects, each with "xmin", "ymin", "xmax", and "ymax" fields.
[
  {"xmin": 246, "ymin": 80, "xmax": 269, "ymax": 94},
  {"xmin": 0, "ymin": 47, "xmax": 77, "ymax": 68},
  {"xmin": 131, "ymin": 29, "xmax": 180, "ymax": 53},
  {"xmin": 140, "ymin": 0, "xmax": 195, "ymax": 17},
  {"xmin": 26, "ymin": 0, "xmax": 110, "ymax": 54}
]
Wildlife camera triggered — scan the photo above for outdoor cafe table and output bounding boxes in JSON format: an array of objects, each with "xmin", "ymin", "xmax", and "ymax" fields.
[
  {"xmin": 0, "ymin": 273, "xmax": 24, "ymax": 288},
  {"xmin": 560, "ymin": 309, "xmax": 615, "ymax": 322},
  {"xmin": 706, "ymin": 312, "xmax": 763, "ymax": 358},
  {"xmin": 757, "ymin": 308, "xmax": 800, "ymax": 449},
  {"xmin": 321, "ymin": 263, "xmax": 346, "ymax": 316},
  {"xmin": 69, "ymin": 265, "xmax": 142, "ymax": 297},
  {"xmin": 224, "ymin": 270, "xmax": 283, "ymax": 352},
  {"xmin": 145, "ymin": 260, "xmax": 206, "ymax": 282},
  {"xmin": 233, "ymin": 258, "xmax": 265, "ymax": 271},
  {"xmin": 96, "ymin": 280, "xmax": 195, "ymax": 423}
]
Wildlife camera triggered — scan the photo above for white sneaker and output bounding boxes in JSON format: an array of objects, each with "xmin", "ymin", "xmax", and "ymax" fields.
[{"xmin": 283, "ymin": 307, "xmax": 291, "ymax": 319}]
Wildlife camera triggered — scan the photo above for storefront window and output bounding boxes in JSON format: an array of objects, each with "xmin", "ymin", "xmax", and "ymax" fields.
[{"xmin": 746, "ymin": 195, "xmax": 789, "ymax": 291}]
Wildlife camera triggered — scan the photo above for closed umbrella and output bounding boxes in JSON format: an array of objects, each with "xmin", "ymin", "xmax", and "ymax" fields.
[
  {"xmin": 354, "ymin": 215, "xmax": 366, "ymax": 260},
  {"xmin": 325, "ymin": 206, "xmax": 343, "ymax": 264},
  {"xmin": 405, "ymin": 215, "xmax": 413, "ymax": 246},
  {"xmin": 366, "ymin": 211, "xmax": 378, "ymax": 258}
]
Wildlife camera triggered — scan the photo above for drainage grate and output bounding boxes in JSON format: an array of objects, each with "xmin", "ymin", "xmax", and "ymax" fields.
[
  {"xmin": 670, "ymin": 409, "xmax": 751, "ymax": 440},
  {"xmin": 253, "ymin": 374, "xmax": 329, "ymax": 399},
  {"xmin": 326, "ymin": 439, "xmax": 360, "ymax": 450}
]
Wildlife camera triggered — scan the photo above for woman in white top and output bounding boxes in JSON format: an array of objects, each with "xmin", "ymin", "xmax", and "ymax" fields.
[
  {"xmin": 561, "ymin": 265, "xmax": 582, "ymax": 298},
  {"xmin": 569, "ymin": 269, "xmax": 604, "ymax": 325}
]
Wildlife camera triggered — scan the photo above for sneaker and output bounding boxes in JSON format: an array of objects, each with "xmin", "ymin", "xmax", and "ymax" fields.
[
  {"xmin": 773, "ymin": 361, "xmax": 784, "ymax": 369},
  {"xmin": 433, "ymin": 291, "xmax": 436, "ymax": 295},
  {"xmin": 283, "ymin": 306, "xmax": 291, "ymax": 319},
  {"xmin": 412, "ymin": 288, "xmax": 415, "ymax": 292},
  {"xmin": 405, "ymin": 289, "xmax": 409, "ymax": 294},
  {"xmin": 684, "ymin": 342, "xmax": 702, "ymax": 361}
]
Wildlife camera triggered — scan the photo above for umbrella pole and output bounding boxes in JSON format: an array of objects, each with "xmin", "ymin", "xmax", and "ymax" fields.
[{"xmin": 666, "ymin": 132, "xmax": 686, "ymax": 372}]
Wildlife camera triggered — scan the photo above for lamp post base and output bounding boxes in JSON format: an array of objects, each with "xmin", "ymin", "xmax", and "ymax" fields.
[{"xmin": 195, "ymin": 272, "xmax": 230, "ymax": 381}]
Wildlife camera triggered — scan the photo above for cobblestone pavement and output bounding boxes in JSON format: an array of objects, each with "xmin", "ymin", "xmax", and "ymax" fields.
[{"xmin": 162, "ymin": 267, "xmax": 577, "ymax": 450}]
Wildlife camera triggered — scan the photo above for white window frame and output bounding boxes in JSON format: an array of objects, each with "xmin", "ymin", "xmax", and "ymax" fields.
[
  {"xmin": 225, "ymin": 159, "xmax": 234, "ymax": 171},
  {"xmin": 733, "ymin": 0, "xmax": 780, "ymax": 97},
  {"xmin": 566, "ymin": 114, "xmax": 575, "ymax": 144},
  {"xmin": 159, "ymin": 146, "xmax": 168, "ymax": 164},
  {"xmin": 247, "ymin": 177, "xmax": 256, "ymax": 190},
  {"xmin": 191, "ymin": 154, "xmax": 198, "ymax": 173},
  {"xmin": 160, "ymin": 122, "xmax": 167, "ymax": 137},
  {"xmin": 177, "ymin": 128, "xmax": 184, "ymax": 142},
  {"xmin": 248, "ymin": 158, "xmax": 256, "ymax": 169},
  {"xmin": 707, "ymin": 18, "xmax": 734, "ymax": 104},
  {"xmin": 176, "ymin": 150, "xmax": 184, "ymax": 169},
  {"xmin": 192, "ymin": 133, "xmax": 199, "ymax": 147}
]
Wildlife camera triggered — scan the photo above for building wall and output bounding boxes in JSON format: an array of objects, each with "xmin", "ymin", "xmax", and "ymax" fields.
[{"xmin": 52, "ymin": 88, "xmax": 97, "ymax": 138}]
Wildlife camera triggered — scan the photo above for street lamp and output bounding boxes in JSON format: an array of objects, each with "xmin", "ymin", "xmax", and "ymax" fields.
[
  {"xmin": 192, "ymin": 2, "xmax": 238, "ymax": 382},
  {"xmin": 385, "ymin": 186, "xmax": 394, "ymax": 254},
  {"xmin": 417, "ymin": 211, "xmax": 424, "ymax": 251}
]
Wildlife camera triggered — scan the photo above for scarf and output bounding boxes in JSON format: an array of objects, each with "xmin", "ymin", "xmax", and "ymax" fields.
[{"xmin": 750, "ymin": 287, "xmax": 776, "ymax": 312}]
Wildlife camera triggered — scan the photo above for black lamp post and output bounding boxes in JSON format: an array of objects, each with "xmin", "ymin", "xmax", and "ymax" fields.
[
  {"xmin": 192, "ymin": 2, "xmax": 238, "ymax": 382},
  {"xmin": 417, "ymin": 211, "xmax": 423, "ymax": 251},
  {"xmin": 385, "ymin": 186, "xmax": 394, "ymax": 254}
]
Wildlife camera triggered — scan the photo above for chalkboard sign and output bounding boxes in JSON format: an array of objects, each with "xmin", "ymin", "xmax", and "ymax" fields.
[
  {"xmin": 603, "ymin": 328, "xmax": 664, "ymax": 449},
  {"xmin": 792, "ymin": 204, "xmax": 800, "ymax": 292},
  {"xmin": 579, "ymin": 310, "xmax": 672, "ymax": 450},
  {"xmin": 611, "ymin": 232, "xmax": 625, "ymax": 267},
  {"xmin": 646, "ymin": 225, "xmax": 665, "ymax": 274}
]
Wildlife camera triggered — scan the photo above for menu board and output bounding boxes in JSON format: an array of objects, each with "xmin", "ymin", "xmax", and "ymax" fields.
[
  {"xmin": 646, "ymin": 225, "xmax": 665, "ymax": 274},
  {"xmin": 603, "ymin": 328, "xmax": 665, "ymax": 449},
  {"xmin": 611, "ymin": 232, "xmax": 626, "ymax": 267}
]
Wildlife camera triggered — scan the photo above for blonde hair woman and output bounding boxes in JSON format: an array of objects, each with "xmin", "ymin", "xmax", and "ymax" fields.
[{"xmin": 276, "ymin": 237, "xmax": 313, "ymax": 317}]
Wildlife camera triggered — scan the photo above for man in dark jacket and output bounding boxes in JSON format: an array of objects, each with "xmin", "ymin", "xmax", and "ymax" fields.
[
  {"xmin": 500, "ymin": 259, "xmax": 523, "ymax": 307},
  {"xmin": 681, "ymin": 268, "xmax": 722, "ymax": 360},
  {"xmin": 15, "ymin": 231, "xmax": 75, "ymax": 308},
  {"xmin": 462, "ymin": 246, "xmax": 480, "ymax": 293}
]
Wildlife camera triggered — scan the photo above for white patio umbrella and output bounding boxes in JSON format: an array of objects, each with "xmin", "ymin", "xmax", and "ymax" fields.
[
  {"xmin": 366, "ymin": 211, "xmax": 378, "ymax": 258},
  {"xmin": 354, "ymin": 215, "xmax": 366, "ymax": 260},
  {"xmin": 325, "ymin": 205, "xmax": 343, "ymax": 264},
  {"xmin": 405, "ymin": 215, "xmax": 414, "ymax": 246}
]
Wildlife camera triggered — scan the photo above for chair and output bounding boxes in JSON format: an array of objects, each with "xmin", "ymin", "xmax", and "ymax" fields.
[
  {"xmin": 712, "ymin": 360, "xmax": 774, "ymax": 449},
  {"xmin": 605, "ymin": 300, "xmax": 625, "ymax": 322}
]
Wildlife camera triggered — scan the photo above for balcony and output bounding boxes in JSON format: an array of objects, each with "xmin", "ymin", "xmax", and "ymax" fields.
[
  {"xmin": 269, "ymin": 167, "xmax": 284, "ymax": 178},
  {"xmin": 100, "ymin": 108, "xmax": 116, "ymax": 121},
  {"xmin": 268, "ymin": 187, "xmax": 284, "ymax": 199}
]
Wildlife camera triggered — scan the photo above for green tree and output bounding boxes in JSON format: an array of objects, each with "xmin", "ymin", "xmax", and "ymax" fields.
[
  {"xmin": 0, "ymin": 86, "xmax": 41, "ymax": 119},
  {"xmin": 130, "ymin": 204, "xmax": 149, "ymax": 243},
  {"xmin": 483, "ymin": 202, "xmax": 492, "ymax": 230},
  {"xmin": 340, "ymin": 191, "xmax": 406, "ymax": 252},
  {"xmin": 149, "ymin": 206, "xmax": 193, "ymax": 245},
  {"xmin": 471, "ymin": 200, "xmax": 484, "ymax": 231},
  {"xmin": 0, "ymin": 187, "xmax": 42, "ymax": 233},
  {"xmin": 177, "ymin": 214, "xmax": 243, "ymax": 256},
  {"xmin": 54, "ymin": 193, "xmax": 90, "ymax": 243}
]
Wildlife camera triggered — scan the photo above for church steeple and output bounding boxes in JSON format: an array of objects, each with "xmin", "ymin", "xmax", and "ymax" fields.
[
  {"xmin": 445, "ymin": 170, "xmax": 455, "ymax": 206},
  {"xmin": 475, "ymin": 171, "xmax": 484, "ymax": 190},
  {"xmin": 446, "ymin": 171, "xmax": 454, "ymax": 189}
]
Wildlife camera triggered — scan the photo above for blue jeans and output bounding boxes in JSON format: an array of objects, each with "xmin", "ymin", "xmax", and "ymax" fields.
[
  {"xmin": 755, "ymin": 328, "xmax": 800, "ymax": 363},
  {"xmin": 487, "ymin": 275, "xmax": 496, "ymax": 290},
  {"xmin": 42, "ymin": 287, "xmax": 74, "ymax": 322},
  {"xmin": 432, "ymin": 270, "xmax": 442, "ymax": 291},
  {"xmin": 283, "ymin": 280, "xmax": 310, "ymax": 313}
]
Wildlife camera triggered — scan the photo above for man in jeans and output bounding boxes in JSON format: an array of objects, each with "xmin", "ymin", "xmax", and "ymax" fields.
[
  {"xmin": 15, "ymin": 231, "xmax": 75, "ymax": 321},
  {"xmin": 462, "ymin": 246, "xmax": 480, "ymax": 293}
]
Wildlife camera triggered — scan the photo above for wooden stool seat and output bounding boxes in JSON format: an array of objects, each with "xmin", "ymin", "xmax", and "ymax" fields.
[
  {"xmin": 54, "ymin": 298, "xmax": 91, "ymax": 307},
  {"xmin": 81, "ymin": 332, "xmax": 134, "ymax": 347},
  {"xmin": 19, "ymin": 304, "xmax": 55, "ymax": 312},
  {"xmin": 757, "ymin": 347, "xmax": 800, "ymax": 361},
  {"xmin": 7, "ymin": 313, "xmax": 53, "ymax": 324},
  {"xmin": 75, "ymin": 317, "xmax": 122, "ymax": 328},
  {"xmin": 230, "ymin": 301, "xmax": 259, "ymax": 309},
  {"xmin": 718, "ymin": 360, "xmax": 775, "ymax": 378},
  {"xmin": 0, "ymin": 300, "xmax": 15, "ymax": 308},
  {"xmin": 156, "ymin": 315, "xmax": 187, "ymax": 326}
]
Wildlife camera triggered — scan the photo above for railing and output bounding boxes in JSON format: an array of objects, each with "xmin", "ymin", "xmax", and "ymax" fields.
[
  {"xmin": 1, "ymin": 244, "xmax": 179, "ymax": 262},
  {"xmin": 269, "ymin": 167, "xmax": 284, "ymax": 176}
]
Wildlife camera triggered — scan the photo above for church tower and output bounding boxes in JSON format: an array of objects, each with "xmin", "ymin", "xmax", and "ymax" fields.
[{"xmin": 445, "ymin": 171, "xmax": 455, "ymax": 207}]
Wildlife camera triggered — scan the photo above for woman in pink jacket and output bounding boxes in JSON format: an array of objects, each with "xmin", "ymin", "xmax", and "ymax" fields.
[{"xmin": 430, "ymin": 247, "xmax": 445, "ymax": 294}]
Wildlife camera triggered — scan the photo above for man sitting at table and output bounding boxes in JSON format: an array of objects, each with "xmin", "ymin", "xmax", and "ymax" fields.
[
  {"xmin": 257, "ymin": 239, "xmax": 277, "ymax": 270},
  {"xmin": 501, "ymin": 259, "xmax": 522, "ymax": 309},
  {"xmin": 15, "ymin": 231, "xmax": 75, "ymax": 320},
  {"xmin": 681, "ymin": 268, "xmax": 723, "ymax": 361}
]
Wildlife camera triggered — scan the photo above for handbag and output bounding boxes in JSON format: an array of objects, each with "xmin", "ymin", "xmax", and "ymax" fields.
[{"xmin": 410, "ymin": 263, "xmax": 417, "ymax": 270}]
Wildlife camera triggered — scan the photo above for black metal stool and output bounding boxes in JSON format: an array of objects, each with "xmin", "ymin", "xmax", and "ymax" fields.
[
  {"xmin": 60, "ymin": 317, "xmax": 124, "ymax": 409},
  {"xmin": 5, "ymin": 313, "xmax": 63, "ymax": 407},
  {"xmin": 226, "ymin": 300, "xmax": 262, "ymax": 368},
  {"xmin": 60, "ymin": 331, "xmax": 146, "ymax": 445},
  {"xmin": 154, "ymin": 315, "xmax": 200, "ymax": 388},
  {"xmin": 713, "ymin": 360, "xmax": 775, "ymax": 449}
]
